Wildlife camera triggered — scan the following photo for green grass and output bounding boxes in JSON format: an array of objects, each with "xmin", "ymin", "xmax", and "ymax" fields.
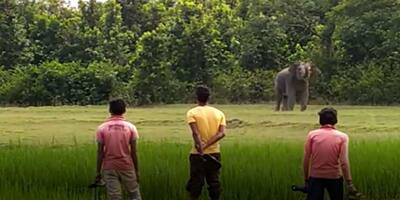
[{"xmin": 1, "ymin": 105, "xmax": 400, "ymax": 199}]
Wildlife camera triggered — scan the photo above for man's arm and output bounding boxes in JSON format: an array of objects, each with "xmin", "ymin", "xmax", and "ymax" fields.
[
  {"xmin": 339, "ymin": 135, "xmax": 360, "ymax": 195},
  {"xmin": 303, "ymin": 135, "xmax": 312, "ymax": 182},
  {"xmin": 130, "ymin": 140, "xmax": 139, "ymax": 181},
  {"xmin": 203, "ymin": 125, "xmax": 225, "ymax": 150},
  {"xmin": 96, "ymin": 142, "xmax": 104, "ymax": 180},
  {"xmin": 189, "ymin": 122, "xmax": 204, "ymax": 154},
  {"xmin": 340, "ymin": 135, "xmax": 352, "ymax": 182}
]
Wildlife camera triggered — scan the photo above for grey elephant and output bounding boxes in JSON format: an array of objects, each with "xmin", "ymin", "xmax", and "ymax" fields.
[{"xmin": 274, "ymin": 62, "xmax": 320, "ymax": 111}]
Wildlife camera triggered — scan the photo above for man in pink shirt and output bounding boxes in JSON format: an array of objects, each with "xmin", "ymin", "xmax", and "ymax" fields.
[
  {"xmin": 303, "ymin": 107, "xmax": 360, "ymax": 200},
  {"xmin": 95, "ymin": 99, "xmax": 141, "ymax": 200}
]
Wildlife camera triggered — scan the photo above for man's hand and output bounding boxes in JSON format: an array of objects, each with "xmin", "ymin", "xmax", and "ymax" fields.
[
  {"xmin": 135, "ymin": 170, "xmax": 140, "ymax": 183},
  {"xmin": 304, "ymin": 179, "xmax": 309, "ymax": 190},
  {"xmin": 189, "ymin": 123, "xmax": 204, "ymax": 155},
  {"xmin": 195, "ymin": 142, "xmax": 204, "ymax": 155},
  {"xmin": 346, "ymin": 180, "xmax": 363, "ymax": 199},
  {"xmin": 346, "ymin": 180, "xmax": 356, "ymax": 192},
  {"xmin": 202, "ymin": 125, "xmax": 225, "ymax": 151},
  {"xmin": 95, "ymin": 173, "xmax": 102, "ymax": 182}
]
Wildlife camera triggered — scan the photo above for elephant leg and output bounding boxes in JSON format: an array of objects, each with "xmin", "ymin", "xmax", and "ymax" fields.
[
  {"xmin": 282, "ymin": 95, "xmax": 288, "ymax": 111},
  {"xmin": 287, "ymin": 90, "xmax": 296, "ymax": 111},
  {"xmin": 299, "ymin": 89, "xmax": 309, "ymax": 111},
  {"xmin": 287, "ymin": 96, "xmax": 296, "ymax": 111},
  {"xmin": 285, "ymin": 79, "xmax": 297, "ymax": 111},
  {"xmin": 275, "ymin": 91, "xmax": 283, "ymax": 111}
]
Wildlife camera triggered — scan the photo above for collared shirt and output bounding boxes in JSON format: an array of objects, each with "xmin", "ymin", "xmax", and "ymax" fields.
[
  {"xmin": 303, "ymin": 125, "xmax": 352, "ymax": 180},
  {"xmin": 186, "ymin": 105, "xmax": 226, "ymax": 154},
  {"xmin": 96, "ymin": 116, "xmax": 139, "ymax": 170}
]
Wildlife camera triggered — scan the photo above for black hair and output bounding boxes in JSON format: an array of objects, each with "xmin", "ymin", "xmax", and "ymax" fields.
[
  {"xmin": 109, "ymin": 99, "xmax": 126, "ymax": 115},
  {"xmin": 196, "ymin": 85, "xmax": 210, "ymax": 103},
  {"xmin": 318, "ymin": 107, "xmax": 338, "ymax": 125}
]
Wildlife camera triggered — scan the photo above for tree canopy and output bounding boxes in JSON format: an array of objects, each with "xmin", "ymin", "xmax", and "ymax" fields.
[{"xmin": 1, "ymin": 0, "xmax": 399, "ymax": 105}]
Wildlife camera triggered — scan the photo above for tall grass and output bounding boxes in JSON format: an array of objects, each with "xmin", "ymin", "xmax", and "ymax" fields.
[{"xmin": 1, "ymin": 141, "xmax": 400, "ymax": 199}]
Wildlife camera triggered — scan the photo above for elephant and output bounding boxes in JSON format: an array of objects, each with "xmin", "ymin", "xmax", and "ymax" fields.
[{"xmin": 274, "ymin": 62, "xmax": 320, "ymax": 111}]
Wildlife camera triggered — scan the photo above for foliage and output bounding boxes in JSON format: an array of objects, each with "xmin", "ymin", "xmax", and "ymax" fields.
[
  {"xmin": 0, "ymin": 61, "xmax": 126, "ymax": 105},
  {"xmin": 235, "ymin": 0, "xmax": 288, "ymax": 70},
  {"xmin": 326, "ymin": 60, "xmax": 400, "ymax": 104},
  {"xmin": 0, "ymin": 0, "xmax": 399, "ymax": 105},
  {"xmin": 332, "ymin": 0, "xmax": 400, "ymax": 64},
  {"xmin": 213, "ymin": 66, "xmax": 275, "ymax": 103},
  {"xmin": 0, "ymin": 0, "xmax": 34, "ymax": 68}
]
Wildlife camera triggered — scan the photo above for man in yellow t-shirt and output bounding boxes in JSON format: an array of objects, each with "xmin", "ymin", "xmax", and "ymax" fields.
[{"xmin": 185, "ymin": 85, "xmax": 226, "ymax": 200}]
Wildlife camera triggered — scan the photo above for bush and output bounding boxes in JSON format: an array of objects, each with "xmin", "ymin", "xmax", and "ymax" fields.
[
  {"xmin": 128, "ymin": 66, "xmax": 191, "ymax": 105},
  {"xmin": 0, "ymin": 61, "xmax": 127, "ymax": 106},
  {"xmin": 213, "ymin": 67, "xmax": 275, "ymax": 103},
  {"xmin": 3, "ymin": 59, "xmax": 400, "ymax": 106},
  {"xmin": 320, "ymin": 60, "xmax": 400, "ymax": 105}
]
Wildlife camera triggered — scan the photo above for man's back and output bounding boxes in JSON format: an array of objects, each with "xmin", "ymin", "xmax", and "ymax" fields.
[
  {"xmin": 306, "ymin": 125, "xmax": 349, "ymax": 179},
  {"xmin": 186, "ymin": 105, "xmax": 226, "ymax": 154},
  {"xmin": 97, "ymin": 116, "xmax": 138, "ymax": 170}
]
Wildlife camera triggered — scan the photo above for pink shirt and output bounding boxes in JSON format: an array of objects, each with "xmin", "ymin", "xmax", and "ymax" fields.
[
  {"xmin": 96, "ymin": 116, "xmax": 139, "ymax": 170},
  {"xmin": 303, "ymin": 125, "xmax": 352, "ymax": 180}
]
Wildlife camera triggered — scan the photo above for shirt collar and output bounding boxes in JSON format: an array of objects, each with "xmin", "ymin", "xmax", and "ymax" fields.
[
  {"xmin": 108, "ymin": 115, "xmax": 124, "ymax": 121},
  {"xmin": 320, "ymin": 124, "xmax": 336, "ymax": 129}
]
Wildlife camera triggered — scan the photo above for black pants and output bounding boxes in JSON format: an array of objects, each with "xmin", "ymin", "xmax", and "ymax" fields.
[
  {"xmin": 307, "ymin": 177, "xmax": 343, "ymax": 200},
  {"xmin": 186, "ymin": 153, "xmax": 221, "ymax": 200}
]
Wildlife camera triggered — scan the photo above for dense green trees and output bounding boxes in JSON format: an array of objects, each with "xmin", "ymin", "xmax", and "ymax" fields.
[
  {"xmin": 0, "ymin": 0, "xmax": 33, "ymax": 68},
  {"xmin": 0, "ymin": 0, "xmax": 399, "ymax": 105}
]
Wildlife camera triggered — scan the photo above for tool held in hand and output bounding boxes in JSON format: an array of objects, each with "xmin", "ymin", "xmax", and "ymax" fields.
[
  {"xmin": 291, "ymin": 182, "xmax": 364, "ymax": 200},
  {"xmin": 201, "ymin": 154, "xmax": 221, "ymax": 170},
  {"xmin": 88, "ymin": 178, "xmax": 106, "ymax": 200},
  {"xmin": 291, "ymin": 185, "xmax": 308, "ymax": 193},
  {"xmin": 347, "ymin": 184, "xmax": 364, "ymax": 200}
]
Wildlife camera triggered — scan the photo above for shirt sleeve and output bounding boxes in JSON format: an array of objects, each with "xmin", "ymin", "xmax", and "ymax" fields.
[
  {"xmin": 129, "ymin": 124, "xmax": 139, "ymax": 141},
  {"xmin": 220, "ymin": 112, "xmax": 227, "ymax": 126},
  {"xmin": 339, "ymin": 134, "xmax": 352, "ymax": 181},
  {"xmin": 186, "ymin": 110, "xmax": 196, "ymax": 124},
  {"xmin": 303, "ymin": 133, "xmax": 312, "ymax": 180},
  {"xmin": 96, "ymin": 126, "xmax": 104, "ymax": 144}
]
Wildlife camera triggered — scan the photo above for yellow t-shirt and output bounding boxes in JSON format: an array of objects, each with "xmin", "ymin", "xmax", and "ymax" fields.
[{"xmin": 186, "ymin": 105, "xmax": 226, "ymax": 154}]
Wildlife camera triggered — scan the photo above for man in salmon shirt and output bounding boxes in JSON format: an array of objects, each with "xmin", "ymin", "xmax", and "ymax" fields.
[
  {"xmin": 303, "ymin": 107, "xmax": 361, "ymax": 200},
  {"xmin": 186, "ymin": 86, "xmax": 226, "ymax": 200},
  {"xmin": 95, "ymin": 99, "xmax": 141, "ymax": 200}
]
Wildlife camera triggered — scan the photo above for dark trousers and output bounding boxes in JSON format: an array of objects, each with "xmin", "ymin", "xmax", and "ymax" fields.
[
  {"xmin": 186, "ymin": 153, "xmax": 222, "ymax": 200},
  {"xmin": 307, "ymin": 177, "xmax": 343, "ymax": 200}
]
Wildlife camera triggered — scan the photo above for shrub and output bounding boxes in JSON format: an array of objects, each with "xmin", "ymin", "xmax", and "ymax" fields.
[
  {"xmin": 0, "ymin": 61, "xmax": 127, "ymax": 105},
  {"xmin": 323, "ymin": 60, "xmax": 400, "ymax": 105},
  {"xmin": 213, "ymin": 67, "xmax": 275, "ymax": 103}
]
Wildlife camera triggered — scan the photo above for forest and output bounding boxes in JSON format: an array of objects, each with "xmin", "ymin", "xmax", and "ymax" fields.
[{"xmin": 1, "ymin": 0, "xmax": 399, "ymax": 105}]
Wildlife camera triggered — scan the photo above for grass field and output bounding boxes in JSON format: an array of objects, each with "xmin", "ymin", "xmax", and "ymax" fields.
[{"xmin": 1, "ymin": 104, "xmax": 400, "ymax": 199}]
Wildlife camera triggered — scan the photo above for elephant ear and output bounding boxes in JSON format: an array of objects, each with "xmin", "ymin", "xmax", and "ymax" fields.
[{"xmin": 309, "ymin": 64, "xmax": 321, "ymax": 82}]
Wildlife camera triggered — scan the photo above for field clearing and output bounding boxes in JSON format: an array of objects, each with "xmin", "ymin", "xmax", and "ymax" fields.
[
  {"xmin": 1, "ymin": 104, "xmax": 400, "ymax": 145},
  {"xmin": 1, "ymin": 105, "xmax": 400, "ymax": 199}
]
